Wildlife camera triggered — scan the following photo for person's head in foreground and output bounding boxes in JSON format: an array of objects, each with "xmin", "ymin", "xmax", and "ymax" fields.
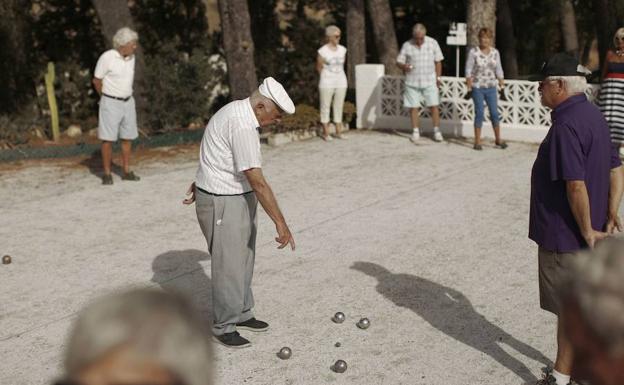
[
  {"xmin": 55, "ymin": 289, "xmax": 213, "ymax": 385},
  {"xmin": 534, "ymin": 52, "xmax": 591, "ymax": 109},
  {"xmin": 412, "ymin": 23, "xmax": 427, "ymax": 45},
  {"xmin": 563, "ymin": 238, "xmax": 624, "ymax": 385},
  {"xmin": 250, "ymin": 76, "xmax": 295, "ymax": 128},
  {"xmin": 113, "ymin": 27, "xmax": 138, "ymax": 58}
]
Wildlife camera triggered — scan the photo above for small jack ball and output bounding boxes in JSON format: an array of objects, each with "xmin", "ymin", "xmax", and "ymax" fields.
[{"xmin": 2, "ymin": 255, "xmax": 11, "ymax": 265}]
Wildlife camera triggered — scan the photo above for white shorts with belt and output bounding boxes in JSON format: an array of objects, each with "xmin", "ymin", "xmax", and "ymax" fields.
[{"xmin": 97, "ymin": 95, "xmax": 138, "ymax": 141}]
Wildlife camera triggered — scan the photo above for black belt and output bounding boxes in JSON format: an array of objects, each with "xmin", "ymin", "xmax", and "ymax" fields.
[
  {"xmin": 196, "ymin": 186, "xmax": 253, "ymax": 196},
  {"xmin": 103, "ymin": 93, "xmax": 131, "ymax": 102}
]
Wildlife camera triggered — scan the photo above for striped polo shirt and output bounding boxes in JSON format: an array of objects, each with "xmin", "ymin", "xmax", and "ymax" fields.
[{"xmin": 195, "ymin": 98, "xmax": 261, "ymax": 195}]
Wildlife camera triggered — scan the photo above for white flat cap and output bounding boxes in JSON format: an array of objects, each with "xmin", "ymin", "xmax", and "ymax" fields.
[{"xmin": 258, "ymin": 77, "xmax": 295, "ymax": 114}]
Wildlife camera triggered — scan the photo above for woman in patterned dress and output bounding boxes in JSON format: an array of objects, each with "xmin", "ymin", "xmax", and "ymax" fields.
[
  {"xmin": 465, "ymin": 28, "xmax": 507, "ymax": 151},
  {"xmin": 599, "ymin": 27, "xmax": 624, "ymax": 154}
]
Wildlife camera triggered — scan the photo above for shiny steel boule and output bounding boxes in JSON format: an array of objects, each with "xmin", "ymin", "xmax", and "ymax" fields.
[
  {"xmin": 332, "ymin": 312, "xmax": 345, "ymax": 323},
  {"xmin": 357, "ymin": 317, "xmax": 370, "ymax": 329},
  {"xmin": 2, "ymin": 255, "xmax": 11, "ymax": 265},
  {"xmin": 277, "ymin": 347, "xmax": 292, "ymax": 360},
  {"xmin": 332, "ymin": 359, "xmax": 347, "ymax": 373}
]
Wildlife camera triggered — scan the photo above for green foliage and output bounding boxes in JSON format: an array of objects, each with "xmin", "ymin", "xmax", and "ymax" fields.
[
  {"xmin": 143, "ymin": 43, "xmax": 226, "ymax": 131},
  {"xmin": 131, "ymin": 0, "xmax": 209, "ymax": 55}
]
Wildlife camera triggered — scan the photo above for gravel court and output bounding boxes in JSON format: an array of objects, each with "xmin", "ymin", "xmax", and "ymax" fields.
[{"xmin": 2, "ymin": 131, "xmax": 610, "ymax": 385}]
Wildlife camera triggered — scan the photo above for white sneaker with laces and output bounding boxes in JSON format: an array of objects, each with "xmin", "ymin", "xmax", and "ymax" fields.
[{"xmin": 433, "ymin": 131, "xmax": 444, "ymax": 142}]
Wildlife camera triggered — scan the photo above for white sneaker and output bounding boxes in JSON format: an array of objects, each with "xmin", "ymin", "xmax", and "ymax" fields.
[
  {"xmin": 335, "ymin": 134, "xmax": 348, "ymax": 140},
  {"xmin": 433, "ymin": 131, "xmax": 444, "ymax": 142},
  {"xmin": 410, "ymin": 132, "xmax": 420, "ymax": 142},
  {"xmin": 322, "ymin": 135, "xmax": 333, "ymax": 141}
]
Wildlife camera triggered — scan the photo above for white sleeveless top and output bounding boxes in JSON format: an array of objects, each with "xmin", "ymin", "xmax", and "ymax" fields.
[{"xmin": 318, "ymin": 44, "xmax": 347, "ymax": 89}]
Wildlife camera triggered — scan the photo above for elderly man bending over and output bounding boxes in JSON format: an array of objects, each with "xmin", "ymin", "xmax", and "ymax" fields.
[
  {"xmin": 92, "ymin": 27, "xmax": 141, "ymax": 185},
  {"xmin": 184, "ymin": 77, "xmax": 296, "ymax": 348}
]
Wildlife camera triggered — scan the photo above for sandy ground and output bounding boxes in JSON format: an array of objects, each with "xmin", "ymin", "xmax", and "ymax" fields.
[{"xmin": 0, "ymin": 131, "xmax": 600, "ymax": 385}]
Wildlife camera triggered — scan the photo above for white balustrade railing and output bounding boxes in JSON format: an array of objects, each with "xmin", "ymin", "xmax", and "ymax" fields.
[{"xmin": 355, "ymin": 64, "xmax": 601, "ymax": 143}]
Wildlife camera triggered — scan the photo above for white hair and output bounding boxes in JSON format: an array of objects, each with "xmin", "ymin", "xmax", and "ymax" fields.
[
  {"xmin": 413, "ymin": 23, "xmax": 427, "ymax": 35},
  {"xmin": 250, "ymin": 89, "xmax": 278, "ymax": 112},
  {"xmin": 614, "ymin": 27, "xmax": 624, "ymax": 48},
  {"xmin": 63, "ymin": 289, "xmax": 213, "ymax": 385},
  {"xmin": 546, "ymin": 76, "xmax": 587, "ymax": 94},
  {"xmin": 569, "ymin": 239, "xmax": 624, "ymax": 356},
  {"xmin": 113, "ymin": 27, "xmax": 138, "ymax": 49},
  {"xmin": 325, "ymin": 25, "xmax": 340, "ymax": 37}
]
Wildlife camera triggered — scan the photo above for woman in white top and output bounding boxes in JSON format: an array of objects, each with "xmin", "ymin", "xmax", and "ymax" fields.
[{"xmin": 316, "ymin": 25, "xmax": 348, "ymax": 141}]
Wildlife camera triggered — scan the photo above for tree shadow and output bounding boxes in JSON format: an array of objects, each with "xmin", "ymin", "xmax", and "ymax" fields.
[
  {"xmin": 351, "ymin": 262, "xmax": 551, "ymax": 383},
  {"xmin": 151, "ymin": 249, "xmax": 212, "ymax": 324},
  {"xmin": 80, "ymin": 150, "xmax": 124, "ymax": 179}
]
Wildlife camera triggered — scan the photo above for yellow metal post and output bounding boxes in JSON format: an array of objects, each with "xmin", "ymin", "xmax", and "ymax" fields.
[{"xmin": 44, "ymin": 62, "xmax": 60, "ymax": 141}]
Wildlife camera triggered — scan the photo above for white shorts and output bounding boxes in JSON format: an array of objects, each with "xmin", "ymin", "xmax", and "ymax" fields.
[{"xmin": 97, "ymin": 96, "xmax": 138, "ymax": 142}]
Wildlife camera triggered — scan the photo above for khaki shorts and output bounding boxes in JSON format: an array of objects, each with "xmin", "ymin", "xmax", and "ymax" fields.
[{"xmin": 538, "ymin": 247, "xmax": 578, "ymax": 316}]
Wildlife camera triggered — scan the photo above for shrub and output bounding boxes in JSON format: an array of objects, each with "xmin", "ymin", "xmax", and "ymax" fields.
[
  {"xmin": 268, "ymin": 103, "xmax": 320, "ymax": 134},
  {"xmin": 143, "ymin": 42, "xmax": 227, "ymax": 132}
]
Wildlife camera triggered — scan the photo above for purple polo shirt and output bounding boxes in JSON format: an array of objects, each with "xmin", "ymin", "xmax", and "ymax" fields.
[{"xmin": 529, "ymin": 94, "xmax": 621, "ymax": 252}]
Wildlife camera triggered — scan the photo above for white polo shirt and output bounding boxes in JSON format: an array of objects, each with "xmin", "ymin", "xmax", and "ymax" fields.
[
  {"xmin": 195, "ymin": 98, "xmax": 262, "ymax": 195},
  {"xmin": 318, "ymin": 44, "xmax": 347, "ymax": 89},
  {"xmin": 94, "ymin": 49, "xmax": 135, "ymax": 98}
]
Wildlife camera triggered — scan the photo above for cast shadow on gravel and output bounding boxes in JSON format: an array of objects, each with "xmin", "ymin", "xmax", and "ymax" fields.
[
  {"xmin": 151, "ymin": 249, "xmax": 212, "ymax": 324},
  {"xmin": 80, "ymin": 151, "xmax": 125, "ymax": 179},
  {"xmin": 351, "ymin": 261, "xmax": 551, "ymax": 383}
]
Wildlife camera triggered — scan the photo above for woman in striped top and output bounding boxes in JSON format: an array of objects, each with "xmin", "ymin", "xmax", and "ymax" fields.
[{"xmin": 599, "ymin": 27, "xmax": 624, "ymax": 151}]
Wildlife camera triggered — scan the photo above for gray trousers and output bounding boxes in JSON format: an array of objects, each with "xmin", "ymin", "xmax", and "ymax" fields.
[{"xmin": 195, "ymin": 189, "xmax": 258, "ymax": 335}]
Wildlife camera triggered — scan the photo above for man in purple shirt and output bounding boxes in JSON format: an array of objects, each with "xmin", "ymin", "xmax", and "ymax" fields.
[{"xmin": 530, "ymin": 53, "xmax": 624, "ymax": 385}]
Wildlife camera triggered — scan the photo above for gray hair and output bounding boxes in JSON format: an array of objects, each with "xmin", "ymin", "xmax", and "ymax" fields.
[
  {"xmin": 413, "ymin": 23, "xmax": 427, "ymax": 35},
  {"xmin": 614, "ymin": 27, "xmax": 624, "ymax": 48},
  {"xmin": 546, "ymin": 76, "xmax": 587, "ymax": 94},
  {"xmin": 113, "ymin": 27, "xmax": 138, "ymax": 49},
  {"xmin": 569, "ymin": 238, "xmax": 624, "ymax": 355},
  {"xmin": 325, "ymin": 25, "xmax": 340, "ymax": 37},
  {"xmin": 64, "ymin": 289, "xmax": 213, "ymax": 385},
  {"xmin": 250, "ymin": 89, "xmax": 278, "ymax": 112}
]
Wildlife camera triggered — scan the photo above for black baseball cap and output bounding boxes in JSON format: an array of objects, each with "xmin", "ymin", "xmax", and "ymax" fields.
[{"xmin": 529, "ymin": 53, "xmax": 591, "ymax": 81}]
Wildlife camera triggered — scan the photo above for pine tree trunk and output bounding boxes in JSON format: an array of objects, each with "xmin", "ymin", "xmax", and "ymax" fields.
[
  {"xmin": 467, "ymin": 0, "xmax": 497, "ymax": 48},
  {"xmin": 366, "ymin": 0, "xmax": 400, "ymax": 75},
  {"xmin": 218, "ymin": 0, "xmax": 258, "ymax": 100},
  {"xmin": 560, "ymin": 0, "xmax": 579, "ymax": 55},
  {"xmin": 347, "ymin": 0, "xmax": 366, "ymax": 87},
  {"xmin": 0, "ymin": 0, "xmax": 29, "ymax": 113},
  {"xmin": 495, "ymin": 0, "xmax": 518, "ymax": 78},
  {"xmin": 593, "ymin": 0, "xmax": 617, "ymax": 69},
  {"xmin": 92, "ymin": 0, "xmax": 148, "ymax": 129}
]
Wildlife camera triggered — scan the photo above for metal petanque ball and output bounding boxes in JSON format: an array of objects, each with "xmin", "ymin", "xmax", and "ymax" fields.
[
  {"xmin": 332, "ymin": 359, "xmax": 348, "ymax": 373},
  {"xmin": 277, "ymin": 347, "xmax": 292, "ymax": 360},
  {"xmin": 334, "ymin": 342, "xmax": 341, "ymax": 347},
  {"xmin": 332, "ymin": 312, "xmax": 345, "ymax": 324},
  {"xmin": 357, "ymin": 317, "xmax": 371, "ymax": 329},
  {"xmin": 2, "ymin": 255, "xmax": 11, "ymax": 265}
]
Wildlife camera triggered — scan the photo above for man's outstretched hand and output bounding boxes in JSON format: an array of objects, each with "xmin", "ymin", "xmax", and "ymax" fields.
[{"xmin": 276, "ymin": 222, "xmax": 295, "ymax": 250}]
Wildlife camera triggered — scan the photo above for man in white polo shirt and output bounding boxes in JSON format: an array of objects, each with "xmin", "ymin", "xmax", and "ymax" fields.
[
  {"xmin": 183, "ymin": 77, "xmax": 296, "ymax": 348},
  {"xmin": 92, "ymin": 27, "xmax": 141, "ymax": 185},
  {"xmin": 397, "ymin": 23, "xmax": 444, "ymax": 143}
]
